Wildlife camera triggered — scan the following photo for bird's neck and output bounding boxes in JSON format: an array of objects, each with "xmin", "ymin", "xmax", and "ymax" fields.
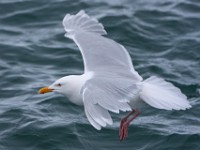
[{"xmin": 64, "ymin": 72, "xmax": 93, "ymax": 105}]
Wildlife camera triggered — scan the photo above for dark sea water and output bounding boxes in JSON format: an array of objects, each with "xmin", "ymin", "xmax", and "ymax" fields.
[{"xmin": 0, "ymin": 0, "xmax": 200, "ymax": 149}]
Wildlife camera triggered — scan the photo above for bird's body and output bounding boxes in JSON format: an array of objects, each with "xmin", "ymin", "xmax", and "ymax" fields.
[{"xmin": 39, "ymin": 10, "xmax": 192, "ymax": 141}]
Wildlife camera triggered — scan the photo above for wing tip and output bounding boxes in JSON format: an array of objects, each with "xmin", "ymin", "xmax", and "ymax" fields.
[{"xmin": 63, "ymin": 10, "xmax": 107, "ymax": 35}]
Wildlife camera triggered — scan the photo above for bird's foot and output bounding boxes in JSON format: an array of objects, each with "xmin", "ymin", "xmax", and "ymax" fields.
[
  {"xmin": 120, "ymin": 121, "xmax": 130, "ymax": 141},
  {"xmin": 119, "ymin": 109, "xmax": 140, "ymax": 141},
  {"xmin": 119, "ymin": 118, "xmax": 126, "ymax": 136}
]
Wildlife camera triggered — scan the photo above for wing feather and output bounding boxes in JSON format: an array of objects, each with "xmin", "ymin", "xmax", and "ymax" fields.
[
  {"xmin": 63, "ymin": 10, "xmax": 142, "ymax": 81},
  {"xmin": 85, "ymin": 108, "xmax": 102, "ymax": 130},
  {"xmin": 83, "ymin": 88, "xmax": 113, "ymax": 129},
  {"xmin": 82, "ymin": 74, "xmax": 139, "ymax": 129}
]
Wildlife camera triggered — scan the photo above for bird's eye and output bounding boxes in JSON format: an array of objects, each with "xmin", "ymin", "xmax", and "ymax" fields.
[{"xmin": 57, "ymin": 83, "xmax": 62, "ymax": 87}]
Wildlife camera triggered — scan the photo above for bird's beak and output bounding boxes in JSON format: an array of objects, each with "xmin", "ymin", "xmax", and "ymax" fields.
[{"xmin": 38, "ymin": 87, "xmax": 53, "ymax": 94}]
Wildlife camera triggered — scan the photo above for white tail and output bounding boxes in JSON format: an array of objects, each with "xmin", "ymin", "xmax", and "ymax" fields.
[
  {"xmin": 62, "ymin": 10, "xmax": 107, "ymax": 35},
  {"xmin": 139, "ymin": 76, "xmax": 192, "ymax": 110}
]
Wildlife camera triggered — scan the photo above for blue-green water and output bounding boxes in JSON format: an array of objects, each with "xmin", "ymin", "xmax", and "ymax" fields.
[{"xmin": 0, "ymin": 0, "xmax": 200, "ymax": 149}]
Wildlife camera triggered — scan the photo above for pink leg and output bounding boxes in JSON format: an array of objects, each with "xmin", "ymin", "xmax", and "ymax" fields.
[
  {"xmin": 119, "ymin": 110, "xmax": 135, "ymax": 136},
  {"xmin": 119, "ymin": 109, "xmax": 140, "ymax": 141}
]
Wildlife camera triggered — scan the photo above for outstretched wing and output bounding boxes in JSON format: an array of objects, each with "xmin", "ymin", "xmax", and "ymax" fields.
[
  {"xmin": 63, "ymin": 10, "xmax": 142, "ymax": 81},
  {"xmin": 62, "ymin": 10, "xmax": 142, "ymax": 129},
  {"xmin": 81, "ymin": 73, "xmax": 140, "ymax": 130}
]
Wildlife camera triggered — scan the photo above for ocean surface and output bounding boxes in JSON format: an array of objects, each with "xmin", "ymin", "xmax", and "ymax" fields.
[{"xmin": 0, "ymin": 0, "xmax": 200, "ymax": 149}]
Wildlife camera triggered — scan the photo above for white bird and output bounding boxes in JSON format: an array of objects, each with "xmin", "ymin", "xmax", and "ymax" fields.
[{"xmin": 39, "ymin": 10, "xmax": 192, "ymax": 141}]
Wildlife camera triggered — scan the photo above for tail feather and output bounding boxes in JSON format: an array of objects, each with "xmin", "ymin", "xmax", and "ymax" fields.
[
  {"xmin": 139, "ymin": 76, "xmax": 191, "ymax": 110},
  {"xmin": 62, "ymin": 10, "xmax": 107, "ymax": 35}
]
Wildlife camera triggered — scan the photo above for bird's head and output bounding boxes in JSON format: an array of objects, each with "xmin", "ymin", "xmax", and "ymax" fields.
[
  {"xmin": 38, "ymin": 75, "xmax": 85, "ymax": 99},
  {"xmin": 38, "ymin": 76, "xmax": 72, "ymax": 95},
  {"xmin": 38, "ymin": 75, "xmax": 86, "ymax": 105}
]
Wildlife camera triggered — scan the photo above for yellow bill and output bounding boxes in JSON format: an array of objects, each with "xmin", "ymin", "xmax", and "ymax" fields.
[{"xmin": 39, "ymin": 87, "xmax": 53, "ymax": 94}]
